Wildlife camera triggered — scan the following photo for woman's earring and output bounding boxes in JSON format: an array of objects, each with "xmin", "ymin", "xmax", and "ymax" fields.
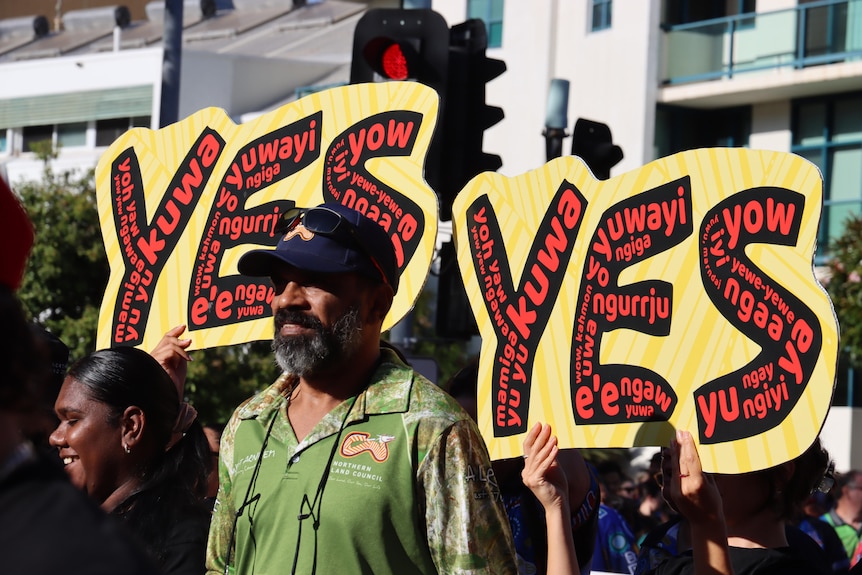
[{"xmin": 123, "ymin": 443, "xmax": 131, "ymax": 454}]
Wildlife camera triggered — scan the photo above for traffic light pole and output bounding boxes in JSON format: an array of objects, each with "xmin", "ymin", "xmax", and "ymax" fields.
[{"xmin": 543, "ymin": 78, "xmax": 570, "ymax": 162}]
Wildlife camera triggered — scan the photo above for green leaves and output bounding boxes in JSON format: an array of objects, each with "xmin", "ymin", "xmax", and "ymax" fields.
[
  {"xmin": 825, "ymin": 214, "xmax": 862, "ymax": 368},
  {"xmin": 18, "ymin": 168, "xmax": 107, "ymax": 362}
]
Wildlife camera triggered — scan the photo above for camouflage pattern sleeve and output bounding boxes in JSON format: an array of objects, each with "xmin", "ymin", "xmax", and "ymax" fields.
[
  {"xmin": 418, "ymin": 419, "xmax": 517, "ymax": 574},
  {"xmin": 205, "ymin": 412, "xmax": 240, "ymax": 575}
]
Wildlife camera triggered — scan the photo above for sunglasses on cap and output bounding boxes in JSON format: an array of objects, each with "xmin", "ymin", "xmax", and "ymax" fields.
[{"xmin": 275, "ymin": 206, "xmax": 391, "ymax": 287}]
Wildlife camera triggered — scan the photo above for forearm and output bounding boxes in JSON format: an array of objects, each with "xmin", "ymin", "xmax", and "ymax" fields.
[
  {"xmin": 690, "ymin": 522, "xmax": 734, "ymax": 575},
  {"xmin": 544, "ymin": 501, "xmax": 580, "ymax": 575}
]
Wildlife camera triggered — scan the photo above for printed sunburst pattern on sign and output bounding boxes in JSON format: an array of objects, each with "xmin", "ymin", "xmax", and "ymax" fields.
[
  {"xmin": 96, "ymin": 82, "xmax": 439, "ymax": 351},
  {"xmin": 453, "ymin": 149, "xmax": 838, "ymax": 473}
]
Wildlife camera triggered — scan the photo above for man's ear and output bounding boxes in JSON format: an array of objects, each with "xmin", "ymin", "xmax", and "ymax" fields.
[
  {"xmin": 121, "ymin": 406, "xmax": 146, "ymax": 449},
  {"xmin": 367, "ymin": 282, "xmax": 394, "ymax": 324}
]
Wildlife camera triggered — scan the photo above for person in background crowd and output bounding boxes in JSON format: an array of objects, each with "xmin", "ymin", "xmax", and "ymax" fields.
[
  {"xmin": 822, "ymin": 469, "xmax": 862, "ymax": 567},
  {"xmin": 448, "ymin": 359, "xmax": 599, "ymax": 574},
  {"xmin": 621, "ymin": 479, "xmax": 637, "ymax": 500},
  {"xmin": 593, "ymin": 460, "xmax": 640, "ymax": 573},
  {"xmin": 206, "ymin": 202, "xmax": 516, "ymax": 574},
  {"xmin": 597, "ymin": 460, "xmax": 627, "ymax": 511},
  {"xmin": 50, "ymin": 344, "xmax": 212, "ymax": 575},
  {"xmin": 0, "ymin": 176, "xmax": 157, "ymax": 574},
  {"xmin": 793, "ymin": 477, "xmax": 849, "ymax": 575},
  {"xmin": 634, "ymin": 478, "xmax": 670, "ymax": 543},
  {"xmin": 203, "ymin": 422, "xmax": 225, "ymax": 504},
  {"xmin": 795, "ymin": 511, "xmax": 850, "ymax": 574},
  {"xmin": 20, "ymin": 325, "xmax": 69, "ymax": 452},
  {"xmin": 641, "ymin": 430, "xmax": 832, "ymax": 575},
  {"xmin": 592, "ymin": 497, "xmax": 640, "ymax": 574},
  {"xmin": 809, "ymin": 489, "xmax": 837, "ymax": 519}
]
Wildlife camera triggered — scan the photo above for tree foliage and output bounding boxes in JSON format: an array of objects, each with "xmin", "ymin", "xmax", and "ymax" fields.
[
  {"xmin": 17, "ymin": 166, "xmax": 107, "ymax": 361},
  {"xmin": 825, "ymin": 213, "xmax": 862, "ymax": 368}
]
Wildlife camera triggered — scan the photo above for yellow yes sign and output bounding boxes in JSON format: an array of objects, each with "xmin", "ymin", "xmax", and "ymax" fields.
[
  {"xmin": 96, "ymin": 82, "xmax": 439, "ymax": 351},
  {"xmin": 453, "ymin": 149, "xmax": 838, "ymax": 473}
]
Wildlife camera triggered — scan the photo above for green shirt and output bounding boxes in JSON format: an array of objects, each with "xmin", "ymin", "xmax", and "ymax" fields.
[
  {"xmin": 823, "ymin": 510, "xmax": 862, "ymax": 560},
  {"xmin": 206, "ymin": 349, "xmax": 517, "ymax": 575}
]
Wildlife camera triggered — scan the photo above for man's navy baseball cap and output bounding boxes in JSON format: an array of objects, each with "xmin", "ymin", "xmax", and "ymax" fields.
[{"xmin": 238, "ymin": 202, "xmax": 399, "ymax": 290}]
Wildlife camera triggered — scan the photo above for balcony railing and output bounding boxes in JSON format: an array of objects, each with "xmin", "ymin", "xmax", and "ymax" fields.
[{"xmin": 663, "ymin": 0, "xmax": 862, "ymax": 85}]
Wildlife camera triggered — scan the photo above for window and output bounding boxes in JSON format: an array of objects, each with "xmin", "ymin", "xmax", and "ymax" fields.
[
  {"xmin": 57, "ymin": 122, "xmax": 87, "ymax": 148},
  {"xmin": 96, "ymin": 118, "xmax": 130, "ymax": 147},
  {"xmin": 591, "ymin": 0, "xmax": 612, "ymax": 32},
  {"xmin": 22, "ymin": 125, "xmax": 53, "ymax": 153},
  {"xmin": 468, "ymin": 0, "xmax": 504, "ymax": 48},
  {"xmin": 663, "ymin": 0, "xmax": 755, "ymax": 26},
  {"xmin": 0, "ymin": 129, "xmax": 7, "ymax": 154},
  {"xmin": 792, "ymin": 92, "xmax": 862, "ymax": 261},
  {"xmin": 654, "ymin": 104, "xmax": 751, "ymax": 160}
]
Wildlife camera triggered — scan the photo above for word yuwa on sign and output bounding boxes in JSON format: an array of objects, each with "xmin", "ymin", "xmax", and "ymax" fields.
[{"xmin": 453, "ymin": 149, "xmax": 838, "ymax": 473}]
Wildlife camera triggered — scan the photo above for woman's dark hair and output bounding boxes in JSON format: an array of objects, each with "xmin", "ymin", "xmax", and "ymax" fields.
[
  {"xmin": 768, "ymin": 436, "xmax": 830, "ymax": 520},
  {"xmin": 66, "ymin": 346, "xmax": 211, "ymax": 567}
]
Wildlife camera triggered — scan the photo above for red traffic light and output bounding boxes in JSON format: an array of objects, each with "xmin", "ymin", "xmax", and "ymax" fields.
[
  {"xmin": 381, "ymin": 43, "xmax": 409, "ymax": 80},
  {"xmin": 362, "ymin": 37, "xmax": 419, "ymax": 81}
]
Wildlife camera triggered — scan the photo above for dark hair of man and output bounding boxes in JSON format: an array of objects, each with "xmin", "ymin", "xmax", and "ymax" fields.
[{"xmin": 66, "ymin": 346, "xmax": 211, "ymax": 566}]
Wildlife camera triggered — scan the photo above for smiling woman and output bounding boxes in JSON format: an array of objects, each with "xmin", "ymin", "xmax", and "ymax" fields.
[{"xmin": 49, "ymin": 346, "xmax": 212, "ymax": 575}]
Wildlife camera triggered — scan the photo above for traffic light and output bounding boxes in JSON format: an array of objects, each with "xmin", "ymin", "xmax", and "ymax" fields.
[
  {"xmin": 350, "ymin": 9, "xmax": 450, "ymax": 202},
  {"xmin": 571, "ymin": 118, "xmax": 623, "ymax": 180},
  {"xmin": 350, "ymin": 10, "xmax": 506, "ymax": 221},
  {"xmin": 350, "ymin": 9, "xmax": 450, "ymax": 88},
  {"xmin": 436, "ymin": 19, "xmax": 506, "ymax": 220}
]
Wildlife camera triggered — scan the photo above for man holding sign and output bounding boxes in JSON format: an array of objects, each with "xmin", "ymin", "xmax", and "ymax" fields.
[{"xmin": 205, "ymin": 202, "xmax": 516, "ymax": 574}]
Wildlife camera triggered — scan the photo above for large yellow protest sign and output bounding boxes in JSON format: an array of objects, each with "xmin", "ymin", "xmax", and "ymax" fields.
[
  {"xmin": 96, "ymin": 82, "xmax": 438, "ymax": 351},
  {"xmin": 453, "ymin": 149, "xmax": 839, "ymax": 473}
]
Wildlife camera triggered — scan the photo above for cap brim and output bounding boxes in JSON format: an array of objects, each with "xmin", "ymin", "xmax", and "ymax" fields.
[{"xmin": 237, "ymin": 245, "xmax": 373, "ymax": 279}]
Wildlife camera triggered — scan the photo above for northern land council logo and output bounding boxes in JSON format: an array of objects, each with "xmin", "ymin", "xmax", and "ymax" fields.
[{"xmin": 340, "ymin": 431, "xmax": 394, "ymax": 462}]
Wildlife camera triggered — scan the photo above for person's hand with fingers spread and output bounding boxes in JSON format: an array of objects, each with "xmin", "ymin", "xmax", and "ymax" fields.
[
  {"xmin": 150, "ymin": 324, "xmax": 194, "ymax": 397},
  {"xmin": 669, "ymin": 429, "xmax": 733, "ymax": 575},
  {"xmin": 522, "ymin": 422, "xmax": 580, "ymax": 575}
]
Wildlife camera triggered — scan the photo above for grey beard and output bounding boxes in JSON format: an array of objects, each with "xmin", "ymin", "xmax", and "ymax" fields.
[{"xmin": 272, "ymin": 306, "xmax": 363, "ymax": 377}]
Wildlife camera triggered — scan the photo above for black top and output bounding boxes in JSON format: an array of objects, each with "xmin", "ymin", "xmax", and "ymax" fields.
[
  {"xmin": 652, "ymin": 544, "xmax": 831, "ymax": 575},
  {"xmin": 115, "ymin": 489, "xmax": 211, "ymax": 575},
  {"xmin": 158, "ymin": 512, "xmax": 211, "ymax": 575},
  {"xmin": 0, "ymin": 450, "xmax": 158, "ymax": 575}
]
